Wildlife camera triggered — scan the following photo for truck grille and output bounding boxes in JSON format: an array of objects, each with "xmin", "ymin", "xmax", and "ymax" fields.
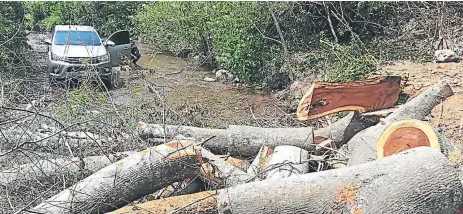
[{"xmin": 63, "ymin": 57, "xmax": 99, "ymax": 64}]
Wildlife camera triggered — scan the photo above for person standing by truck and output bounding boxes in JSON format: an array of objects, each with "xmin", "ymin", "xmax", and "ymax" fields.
[{"xmin": 130, "ymin": 38, "xmax": 141, "ymax": 68}]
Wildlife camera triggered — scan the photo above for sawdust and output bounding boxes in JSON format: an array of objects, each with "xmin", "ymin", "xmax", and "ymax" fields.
[{"xmin": 333, "ymin": 184, "xmax": 361, "ymax": 213}]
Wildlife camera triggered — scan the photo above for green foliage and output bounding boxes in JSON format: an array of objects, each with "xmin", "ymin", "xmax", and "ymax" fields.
[
  {"xmin": 24, "ymin": 2, "xmax": 140, "ymax": 36},
  {"xmin": 317, "ymin": 37, "xmax": 378, "ymax": 83},
  {"xmin": 207, "ymin": 2, "xmax": 283, "ymax": 84},
  {"xmin": 136, "ymin": 2, "xmax": 283, "ymax": 86},
  {"xmin": 135, "ymin": 2, "xmax": 208, "ymax": 56},
  {"xmin": 0, "ymin": 2, "xmax": 29, "ymax": 63}
]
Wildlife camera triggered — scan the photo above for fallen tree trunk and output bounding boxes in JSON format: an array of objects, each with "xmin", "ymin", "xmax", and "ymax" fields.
[
  {"xmin": 31, "ymin": 142, "xmax": 202, "ymax": 214},
  {"xmin": 346, "ymin": 82, "xmax": 454, "ymax": 166},
  {"xmin": 313, "ymin": 111, "xmax": 379, "ymax": 148},
  {"xmin": 138, "ymin": 112, "xmax": 378, "ymax": 157},
  {"xmin": 109, "ymin": 147, "xmax": 463, "ymax": 214},
  {"xmin": 31, "ymin": 140, "xmax": 251, "ymax": 213},
  {"xmin": 263, "ymin": 145, "xmax": 309, "ymax": 180},
  {"xmin": 296, "ymin": 76, "xmax": 401, "ymax": 120},
  {"xmin": 137, "ymin": 122, "xmax": 314, "ymax": 157},
  {"xmin": 0, "ymin": 151, "xmax": 135, "ymax": 187}
]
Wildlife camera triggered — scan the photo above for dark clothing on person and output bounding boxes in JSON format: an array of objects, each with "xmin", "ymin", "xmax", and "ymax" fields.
[{"xmin": 131, "ymin": 42, "xmax": 141, "ymax": 64}]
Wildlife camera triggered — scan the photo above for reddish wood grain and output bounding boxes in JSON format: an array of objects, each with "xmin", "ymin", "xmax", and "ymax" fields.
[{"xmin": 297, "ymin": 76, "xmax": 401, "ymax": 120}]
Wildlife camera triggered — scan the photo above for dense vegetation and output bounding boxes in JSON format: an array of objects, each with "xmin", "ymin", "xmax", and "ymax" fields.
[
  {"xmin": 0, "ymin": 2, "xmax": 29, "ymax": 64},
  {"xmin": 2, "ymin": 1, "xmax": 461, "ymax": 88}
]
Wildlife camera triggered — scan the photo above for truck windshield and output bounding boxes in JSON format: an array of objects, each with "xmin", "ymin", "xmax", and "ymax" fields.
[{"xmin": 54, "ymin": 30, "xmax": 101, "ymax": 46}]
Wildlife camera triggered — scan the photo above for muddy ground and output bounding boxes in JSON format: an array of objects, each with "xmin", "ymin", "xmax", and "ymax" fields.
[{"xmin": 21, "ymin": 32, "xmax": 314, "ymax": 130}]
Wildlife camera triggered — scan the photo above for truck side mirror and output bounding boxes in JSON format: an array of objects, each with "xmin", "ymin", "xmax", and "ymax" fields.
[{"xmin": 105, "ymin": 40, "xmax": 116, "ymax": 47}]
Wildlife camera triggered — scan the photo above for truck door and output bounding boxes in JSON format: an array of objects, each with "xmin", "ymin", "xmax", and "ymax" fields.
[{"xmin": 105, "ymin": 30, "xmax": 131, "ymax": 67}]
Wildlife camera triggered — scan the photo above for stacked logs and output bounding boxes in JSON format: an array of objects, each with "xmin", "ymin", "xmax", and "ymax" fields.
[{"xmin": 21, "ymin": 78, "xmax": 463, "ymax": 214}]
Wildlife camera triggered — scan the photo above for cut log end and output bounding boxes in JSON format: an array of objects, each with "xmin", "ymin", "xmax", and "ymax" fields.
[
  {"xmin": 376, "ymin": 119, "xmax": 440, "ymax": 159},
  {"xmin": 296, "ymin": 76, "xmax": 401, "ymax": 121}
]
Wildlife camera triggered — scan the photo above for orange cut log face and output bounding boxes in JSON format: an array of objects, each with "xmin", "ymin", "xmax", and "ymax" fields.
[
  {"xmin": 376, "ymin": 119, "xmax": 440, "ymax": 159},
  {"xmin": 382, "ymin": 127, "xmax": 431, "ymax": 157}
]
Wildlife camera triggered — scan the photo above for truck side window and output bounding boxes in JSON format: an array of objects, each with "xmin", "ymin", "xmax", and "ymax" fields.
[{"xmin": 110, "ymin": 31, "xmax": 130, "ymax": 46}]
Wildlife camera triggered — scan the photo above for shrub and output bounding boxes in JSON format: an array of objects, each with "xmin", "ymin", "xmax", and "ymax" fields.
[
  {"xmin": 0, "ymin": 2, "xmax": 29, "ymax": 63},
  {"xmin": 25, "ymin": 2, "xmax": 139, "ymax": 37},
  {"xmin": 317, "ymin": 37, "xmax": 378, "ymax": 83},
  {"xmin": 136, "ymin": 2, "xmax": 284, "ymax": 86}
]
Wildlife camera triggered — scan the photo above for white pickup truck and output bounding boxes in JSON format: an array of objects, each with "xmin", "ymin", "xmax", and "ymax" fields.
[{"xmin": 44, "ymin": 25, "xmax": 131, "ymax": 88}]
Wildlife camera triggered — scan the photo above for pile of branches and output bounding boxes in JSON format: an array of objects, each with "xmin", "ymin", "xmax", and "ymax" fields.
[{"xmin": 2, "ymin": 80, "xmax": 463, "ymax": 214}]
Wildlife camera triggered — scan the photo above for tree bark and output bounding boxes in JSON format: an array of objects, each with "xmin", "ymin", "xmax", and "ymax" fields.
[
  {"xmin": 108, "ymin": 147, "xmax": 463, "ymax": 214},
  {"xmin": 314, "ymin": 111, "xmax": 379, "ymax": 149},
  {"xmin": 137, "ymin": 122, "xmax": 314, "ymax": 157},
  {"xmin": 152, "ymin": 178, "xmax": 205, "ymax": 200},
  {"xmin": 31, "ymin": 141, "xmax": 250, "ymax": 214},
  {"xmin": 347, "ymin": 82, "xmax": 454, "ymax": 166},
  {"xmin": 263, "ymin": 145, "xmax": 309, "ymax": 180},
  {"xmin": 200, "ymin": 147, "xmax": 253, "ymax": 188},
  {"xmin": 247, "ymin": 146, "xmax": 273, "ymax": 180},
  {"xmin": 0, "ymin": 151, "xmax": 135, "ymax": 187},
  {"xmin": 139, "ymin": 111, "xmax": 378, "ymax": 157},
  {"xmin": 297, "ymin": 76, "xmax": 401, "ymax": 120}
]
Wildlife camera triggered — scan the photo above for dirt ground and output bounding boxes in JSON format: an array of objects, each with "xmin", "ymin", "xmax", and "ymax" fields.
[{"xmin": 110, "ymin": 43, "xmax": 312, "ymax": 129}]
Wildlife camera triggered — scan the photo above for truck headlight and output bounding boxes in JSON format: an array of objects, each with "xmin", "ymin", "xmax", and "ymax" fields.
[
  {"xmin": 51, "ymin": 54, "xmax": 65, "ymax": 61},
  {"xmin": 98, "ymin": 54, "xmax": 110, "ymax": 62}
]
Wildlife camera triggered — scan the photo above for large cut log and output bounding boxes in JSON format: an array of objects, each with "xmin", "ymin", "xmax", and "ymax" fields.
[
  {"xmin": 313, "ymin": 111, "xmax": 379, "ymax": 148},
  {"xmin": 109, "ymin": 147, "xmax": 463, "ymax": 214},
  {"xmin": 263, "ymin": 145, "xmax": 309, "ymax": 180},
  {"xmin": 31, "ymin": 141, "xmax": 250, "ymax": 214},
  {"xmin": 296, "ymin": 76, "xmax": 401, "ymax": 120},
  {"xmin": 138, "ymin": 112, "xmax": 378, "ymax": 158},
  {"xmin": 346, "ymin": 82, "xmax": 454, "ymax": 166},
  {"xmin": 137, "ymin": 122, "xmax": 314, "ymax": 157},
  {"xmin": 375, "ymin": 119, "xmax": 440, "ymax": 159},
  {"xmin": 224, "ymin": 125, "xmax": 313, "ymax": 157},
  {"xmin": 216, "ymin": 147, "xmax": 463, "ymax": 214},
  {"xmin": 0, "ymin": 151, "xmax": 135, "ymax": 186}
]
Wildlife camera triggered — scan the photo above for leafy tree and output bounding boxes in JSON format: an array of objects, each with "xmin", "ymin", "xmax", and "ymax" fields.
[{"xmin": 0, "ymin": 2, "xmax": 29, "ymax": 63}]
